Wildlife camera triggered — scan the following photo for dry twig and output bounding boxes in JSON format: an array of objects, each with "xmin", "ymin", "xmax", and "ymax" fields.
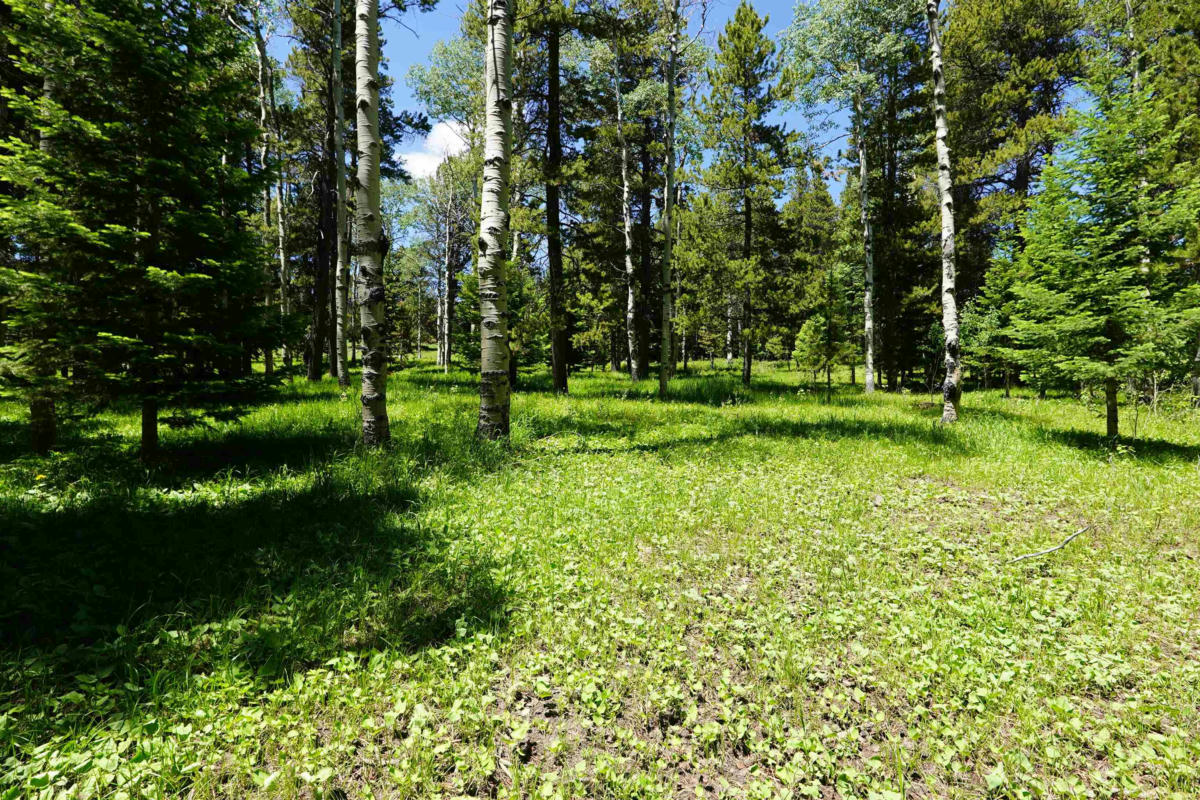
[{"xmin": 1007, "ymin": 526, "xmax": 1092, "ymax": 564}]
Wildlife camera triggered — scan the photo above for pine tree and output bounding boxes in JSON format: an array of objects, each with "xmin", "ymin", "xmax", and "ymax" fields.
[
  {"xmin": 786, "ymin": 0, "xmax": 922, "ymax": 393},
  {"xmin": 942, "ymin": 0, "xmax": 1082, "ymax": 298},
  {"xmin": 1009, "ymin": 67, "xmax": 1200, "ymax": 437},
  {"xmin": 1, "ymin": 0, "xmax": 271, "ymax": 459},
  {"xmin": 701, "ymin": 0, "xmax": 793, "ymax": 388}
]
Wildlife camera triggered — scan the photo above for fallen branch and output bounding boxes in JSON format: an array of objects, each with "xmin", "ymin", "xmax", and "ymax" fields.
[{"xmin": 1007, "ymin": 526, "xmax": 1091, "ymax": 564}]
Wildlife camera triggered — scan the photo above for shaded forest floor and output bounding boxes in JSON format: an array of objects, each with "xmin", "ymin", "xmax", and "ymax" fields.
[{"xmin": 3, "ymin": 364, "xmax": 1199, "ymax": 799}]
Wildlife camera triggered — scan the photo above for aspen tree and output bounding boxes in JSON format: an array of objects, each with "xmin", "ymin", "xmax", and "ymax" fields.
[
  {"xmin": 333, "ymin": 0, "xmax": 351, "ymax": 390},
  {"xmin": 926, "ymin": 0, "xmax": 961, "ymax": 421},
  {"xmin": 615, "ymin": 40, "xmax": 642, "ymax": 383},
  {"xmin": 476, "ymin": 0, "xmax": 513, "ymax": 437},
  {"xmin": 659, "ymin": 0, "xmax": 681, "ymax": 398},
  {"xmin": 355, "ymin": 0, "xmax": 389, "ymax": 444},
  {"xmin": 785, "ymin": 0, "xmax": 918, "ymax": 394}
]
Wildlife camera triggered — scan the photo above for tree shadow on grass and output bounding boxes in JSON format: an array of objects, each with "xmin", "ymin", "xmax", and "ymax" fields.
[
  {"xmin": 0, "ymin": 446, "xmax": 508, "ymax": 747},
  {"xmin": 1035, "ymin": 425, "xmax": 1200, "ymax": 464},
  {"xmin": 0, "ymin": 414, "xmax": 115, "ymax": 466},
  {"xmin": 516, "ymin": 402, "xmax": 973, "ymax": 458}
]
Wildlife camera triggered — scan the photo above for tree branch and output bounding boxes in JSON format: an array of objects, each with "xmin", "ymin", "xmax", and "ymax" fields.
[{"xmin": 1006, "ymin": 526, "xmax": 1091, "ymax": 564}]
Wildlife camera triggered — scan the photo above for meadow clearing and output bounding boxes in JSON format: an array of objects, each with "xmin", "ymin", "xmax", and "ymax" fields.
[{"xmin": 2, "ymin": 364, "xmax": 1199, "ymax": 799}]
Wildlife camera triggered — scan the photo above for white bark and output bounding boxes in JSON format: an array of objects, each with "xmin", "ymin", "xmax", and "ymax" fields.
[
  {"xmin": 248, "ymin": 13, "xmax": 275, "ymax": 374},
  {"xmin": 249, "ymin": 12, "xmax": 271, "ymax": 255},
  {"xmin": 725, "ymin": 297, "xmax": 735, "ymax": 363},
  {"xmin": 333, "ymin": 0, "xmax": 350, "ymax": 389},
  {"xmin": 415, "ymin": 272, "xmax": 422, "ymax": 361},
  {"xmin": 236, "ymin": 4, "xmax": 292, "ymax": 375},
  {"xmin": 275, "ymin": 172, "xmax": 290, "ymax": 373},
  {"xmin": 926, "ymin": 0, "xmax": 960, "ymax": 422},
  {"xmin": 266, "ymin": 30, "xmax": 291, "ymax": 375},
  {"xmin": 855, "ymin": 94, "xmax": 876, "ymax": 394},
  {"xmin": 435, "ymin": 248, "xmax": 445, "ymax": 366},
  {"xmin": 659, "ymin": 0, "xmax": 680, "ymax": 398},
  {"xmin": 476, "ymin": 0, "xmax": 512, "ymax": 437},
  {"xmin": 439, "ymin": 181, "xmax": 457, "ymax": 373},
  {"xmin": 615, "ymin": 43, "xmax": 640, "ymax": 383},
  {"xmin": 354, "ymin": 0, "xmax": 389, "ymax": 444}
]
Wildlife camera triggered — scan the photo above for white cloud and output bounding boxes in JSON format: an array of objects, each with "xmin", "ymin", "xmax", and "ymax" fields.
[{"xmin": 397, "ymin": 121, "xmax": 467, "ymax": 179}]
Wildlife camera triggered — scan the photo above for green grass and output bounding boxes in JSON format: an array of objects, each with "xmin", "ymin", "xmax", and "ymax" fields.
[{"xmin": 2, "ymin": 364, "xmax": 1199, "ymax": 799}]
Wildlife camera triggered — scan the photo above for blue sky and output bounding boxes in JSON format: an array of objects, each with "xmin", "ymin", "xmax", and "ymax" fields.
[{"xmin": 386, "ymin": 0, "xmax": 850, "ymax": 189}]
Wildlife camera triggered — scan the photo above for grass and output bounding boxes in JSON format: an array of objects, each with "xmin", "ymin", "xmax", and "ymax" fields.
[{"xmin": 2, "ymin": 363, "xmax": 1199, "ymax": 799}]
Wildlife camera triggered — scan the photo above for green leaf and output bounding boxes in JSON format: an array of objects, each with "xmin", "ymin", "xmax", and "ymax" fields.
[{"xmin": 985, "ymin": 763, "xmax": 1008, "ymax": 792}]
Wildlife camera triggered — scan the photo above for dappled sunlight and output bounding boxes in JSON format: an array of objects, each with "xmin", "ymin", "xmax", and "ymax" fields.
[{"xmin": 4, "ymin": 366, "xmax": 1199, "ymax": 797}]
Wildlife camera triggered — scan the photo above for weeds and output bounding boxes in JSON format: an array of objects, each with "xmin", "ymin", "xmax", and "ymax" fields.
[{"xmin": 2, "ymin": 365, "xmax": 1198, "ymax": 798}]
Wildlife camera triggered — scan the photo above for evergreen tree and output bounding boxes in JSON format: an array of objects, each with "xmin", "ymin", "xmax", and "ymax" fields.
[
  {"xmin": 1009, "ymin": 67, "xmax": 1200, "ymax": 437},
  {"xmin": 701, "ymin": 0, "xmax": 793, "ymax": 387},
  {"xmin": 784, "ymin": 161, "xmax": 852, "ymax": 386},
  {"xmin": 786, "ymin": 0, "xmax": 922, "ymax": 392},
  {"xmin": 943, "ymin": 0, "xmax": 1083, "ymax": 299},
  {"xmin": 1, "ymin": 0, "xmax": 271, "ymax": 459}
]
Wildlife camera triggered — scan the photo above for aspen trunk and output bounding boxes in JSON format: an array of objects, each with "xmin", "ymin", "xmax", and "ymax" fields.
[
  {"xmin": 273, "ymin": 147, "xmax": 291, "ymax": 376},
  {"xmin": 350, "ymin": 276, "xmax": 358, "ymax": 365},
  {"xmin": 440, "ymin": 197, "xmax": 456, "ymax": 373},
  {"xmin": 249, "ymin": 10, "xmax": 274, "ymax": 378},
  {"xmin": 435, "ymin": 260, "xmax": 444, "ymax": 366},
  {"xmin": 333, "ymin": 0, "xmax": 351, "ymax": 389},
  {"xmin": 437, "ymin": 213, "xmax": 448, "ymax": 367},
  {"xmin": 276, "ymin": 172, "xmax": 291, "ymax": 376},
  {"xmin": 637, "ymin": 136, "xmax": 653, "ymax": 372},
  {"xmin": 355, "ymin": 0, "xmax": 389, "ymax": 444},
  {"xmin": 546, "ymin": 20, "xmax": 569, "ymax": 394},
  {"xmin": 415, "ymin": 274, "xmax": 423, "ymax": 361},
  {"xmin": 308, "ymin": 83, "xmax": 335, "ymax": 382},
  {"xmin": 616, "ymin": 51, "xmax": 640, "ymax": 383},
  {"xmin": 445, "ymin": 255, "xmax": 456, "ymax": 371},
  {"xmin": 659, "ymin": 0, "xmax": 679, "ymax": 398},
  {"xmin": 476, "ymin": 0, "xmax": 512, "ymax": 438},
  {"xmin": 725, "ymin": 298, "xmax": 735, "ymax": 364},
  {"xmin": 308, "ymin": 170, "xmax": 332, "ymax": 380},
  {"xmin": 926, "ymin": 0, "xmax": 960, "ymax": 422},
  {"xmin": 855, "ymin": 96, "xmax": 876, "ymax": 394}
]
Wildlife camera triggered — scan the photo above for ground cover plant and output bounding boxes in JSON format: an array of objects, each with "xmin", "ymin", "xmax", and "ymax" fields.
[{"xmin": 3, "ymin": 363, "xmax": 1199, "ymax": 799}]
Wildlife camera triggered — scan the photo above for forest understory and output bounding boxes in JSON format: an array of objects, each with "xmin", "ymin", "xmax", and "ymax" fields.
[{"xmin": 3, "ymin": 363, "xmax": 1199, "ymax": 800}]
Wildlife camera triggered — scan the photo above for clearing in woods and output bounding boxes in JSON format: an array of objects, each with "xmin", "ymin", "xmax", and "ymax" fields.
[{"xmin": 3, "ymin": 364, "xmax": 1199, "ymax": 798}]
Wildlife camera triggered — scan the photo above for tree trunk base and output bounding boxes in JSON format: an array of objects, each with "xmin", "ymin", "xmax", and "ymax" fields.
[
  {"xmin": 1105, "ymin": 378, "xmax": 1119, "ymax": 438},
  {"xmin": 140, "ymin": 397, "xmax": 158, "ymax": 462},
  {"xmin": 30, "ymin": 395, "xmax": 56, "ymax": 455}
]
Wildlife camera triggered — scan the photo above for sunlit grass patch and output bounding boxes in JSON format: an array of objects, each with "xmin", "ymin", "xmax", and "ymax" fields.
[{"xmin": 2, "ymin": 365, "xmax": 1199, "ymax": 799}]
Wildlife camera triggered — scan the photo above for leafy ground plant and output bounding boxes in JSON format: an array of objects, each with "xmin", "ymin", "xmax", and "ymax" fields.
[{"xmin": 2, "ymin": 364, "xmax": 1199, "ymax": 799}]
